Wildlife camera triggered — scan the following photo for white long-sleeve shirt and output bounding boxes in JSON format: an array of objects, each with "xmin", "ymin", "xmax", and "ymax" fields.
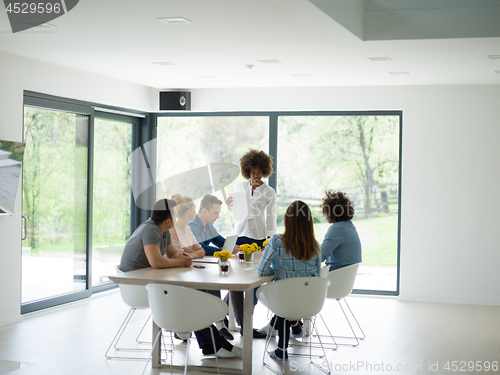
[{"xmin": 233, "ymin": 180, "xmax": 277, "ymax": 239}]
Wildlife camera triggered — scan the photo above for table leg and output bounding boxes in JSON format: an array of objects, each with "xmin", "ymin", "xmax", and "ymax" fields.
[
  {"xmin": 228, "ymin": 291, "xmax": 236, "ymax": 331},
  {"xmin": 242, "ymin": 289, "xmax": 253, "ymax": 375},
  {"xmin": 152, "ymin": 319, "xmax": 161, "ymax": 368}
]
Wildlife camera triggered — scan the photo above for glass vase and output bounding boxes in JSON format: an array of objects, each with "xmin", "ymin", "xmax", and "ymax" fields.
[
  {"xmin": 244, "ymin": 252, "xmax": 253, "ymax": 263},
  {"xmin": 219, "ymin": 259, "xmax": 229, "ymax": 274}
]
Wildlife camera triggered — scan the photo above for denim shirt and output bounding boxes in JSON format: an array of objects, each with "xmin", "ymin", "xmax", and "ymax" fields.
[{"xmin": 188, "ymin": 214, "xmax": 226, "ymax": 256}]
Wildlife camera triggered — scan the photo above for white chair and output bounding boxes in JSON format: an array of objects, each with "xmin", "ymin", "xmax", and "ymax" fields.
[
  {"xmin": 256, "ymin": 277, "xmax": 331, "ymax": 375},
  {"xmin": 105, "ymin": 266, "xmax": 152, "ymax": 360},
  {"xmin": 144, "ymin": 283, "xmax": 229, "ymax": 375},
  {"xmin": 317, "ymin": 263, "xmax": 365, "ymax": 348}
]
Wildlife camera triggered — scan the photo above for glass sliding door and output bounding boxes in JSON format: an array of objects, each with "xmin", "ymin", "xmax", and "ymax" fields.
[
  {"xmin": 22, "ymin": 104, "xmax": 90, "ymax": 308},
  {"xmin": 276, "ymin": 114, "xmax": 401, "ymax": 294},
  {"xmin": 91, "ymin": 114, "xmax": 133, "ymax": 287}
]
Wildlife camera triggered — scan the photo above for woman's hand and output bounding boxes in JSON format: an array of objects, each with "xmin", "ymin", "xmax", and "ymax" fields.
[{"xmin": 192, "ymin": 248, "xmax": 206, "ymax": 259}]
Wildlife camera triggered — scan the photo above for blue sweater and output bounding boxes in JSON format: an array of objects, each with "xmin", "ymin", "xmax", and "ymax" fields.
[{"xmin": 321, "ymin": 220, "xmax": 362, "ymax": 271}]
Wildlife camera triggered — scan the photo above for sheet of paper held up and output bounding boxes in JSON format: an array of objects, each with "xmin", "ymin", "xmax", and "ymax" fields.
[{"xmin": 228, "ymin": 191, "xmax": 248, "ymax": 222}]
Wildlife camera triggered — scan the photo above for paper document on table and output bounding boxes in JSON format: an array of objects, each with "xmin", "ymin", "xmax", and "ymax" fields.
[
  {"xmin": 228, "ymin": 191, "xmax": 249, "ymax": 222},
  {"xmin": 193, "ymin": 258, "xmax": 219, "ymax": 264}
]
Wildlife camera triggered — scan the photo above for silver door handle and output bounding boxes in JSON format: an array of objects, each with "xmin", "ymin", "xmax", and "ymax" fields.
[{"xmin": 22, "ymin": 215, "xmax": 27, "ymax": 240}]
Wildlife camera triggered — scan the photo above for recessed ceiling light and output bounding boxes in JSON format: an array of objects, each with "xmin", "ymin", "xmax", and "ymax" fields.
[
  {"xmin": 487, "ymin": 55, "xmax": 500, "ymax": 59},
  {"xmin": 495, "ymin": 70, "xmax": 500, "ymax": 74},
  {"xmin": 197, "ymin": 75, "xmax": 217, "ymax": 79},
  {"xmin": 368, "ymin": 57, "xmax": 391, "ymax": 61},
  {"xmin": 152, "ymin": 62, "xmax": 176, "ymax": 66},
  {"xmin": 291, "ymin": 74, "xmax": 312, "ymax": 77},
  {"xmin": 257, "ymin": 60, "xmax": 282, "ymax": 64},
  {"xmin": 157, "ymin": 17, "xmax": 191, "ymax": 24},
  {"xmin": 389, "ymin": 72, "xmax": 409, "ymax": 75}
]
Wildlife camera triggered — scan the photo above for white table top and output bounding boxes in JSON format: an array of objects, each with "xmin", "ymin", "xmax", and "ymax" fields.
[
  {"xmin": 109, "ymin": 252, "xmax": 272, "ymax": 375},
  {"xmin": 109, "ymin": 254, "xmax": 274, "ymax": 291}
]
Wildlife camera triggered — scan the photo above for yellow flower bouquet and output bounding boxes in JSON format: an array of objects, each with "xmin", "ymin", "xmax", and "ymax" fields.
[
  {"xmin": 213, "ymin": 250, "xmax": 233, "ymax": 262},
  {"xmin": 262, "ymin": 238, "xmax": 270, "ymax": 247},
  {"xmin": 239, "ymin": 243, "xmax": 261, "ymax": 262}
]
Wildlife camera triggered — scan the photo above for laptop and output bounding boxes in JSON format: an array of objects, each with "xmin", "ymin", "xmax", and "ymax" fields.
[{"xmin": 193, "ymin": 234, "xmax": 239, "ymax": 263}]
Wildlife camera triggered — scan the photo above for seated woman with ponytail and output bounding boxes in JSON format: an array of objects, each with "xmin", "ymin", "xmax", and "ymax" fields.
[
  {"xmin": 170, "ymin": 193, "xmax": 236, "ymax": 342},
  {"xmin": 169, "ymin": 194, "xmax": 206, "ymax": 259},
  {"xmin": 256, "ymin": 200, "xmax": 321, "ymax": 360}
]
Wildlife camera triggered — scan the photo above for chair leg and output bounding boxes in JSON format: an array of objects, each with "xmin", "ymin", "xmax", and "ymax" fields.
[
  {"xmin": 313, "ymin": 298, "xmax": 365, "ymax": 348},
  {"xmin": 317, "ymin": 313, "xmax": 338, "ymax": 350},
  {"xmin": 341, "ymin": 298, "xmax": 366, "ymax": 340},
  {"xmin": 105, "ymin": 307, "xmax": 134, "ymax": 358},
  {"xmin": 184, "ymin": 336, "xmax": 190, "ymax": 375},
  {"xmin": 310, "ymin": 317, "xmax": 331, "ymax": 375},
  {"xmin": 142, "ymin": 330, "xmax": 162, "ymax": 375},
  {"xmin": 209, "ymin": 326, "xmax": 221, "ymax": 375},
  {"xmin": 105, "ymin": 308, "xmax": 152, "ymax": 360},
  {"xmin": 333, "ymin": 298, "xmax": 363, "ymax": 346},
  {"xmin": 263, "ymin": 317, "xmax": 284, "ymax": 375},
  {"xmin": 288, "ymin": 316, "xmax": 334, "ymax": 356},
  {"xmin": 135, "ymin": 313, "xmax": 152, "ymax": 344}
]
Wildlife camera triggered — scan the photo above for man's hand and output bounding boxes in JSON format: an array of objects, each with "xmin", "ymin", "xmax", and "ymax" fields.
[
  {"xmin": 145, "ymin": 244, "xmax": 192, "ymax": 269},
  {"xmin": 232, "ymin": 245, "xmax": 240, "ymax": 254},
  {"xmin": 178, "ymin": 252, "xmax": 193, "ymax": 267},
  {"xmin": 226, "ymin": 196, "xmax": 234, "ymax": 209}
]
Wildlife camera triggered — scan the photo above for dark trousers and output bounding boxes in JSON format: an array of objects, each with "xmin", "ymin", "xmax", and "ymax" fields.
[
  {"xmin": 236, "ymin": 236, "xmax": 265, "ymax": 248},
  {"xmin": 270, "ymin": 315, "xmax": 296, "ymax": 350},
  {"xmin": 194, "ymin": 289, "xmax": 228, "ymax": 350},
  {"xmin": 227, "ymin": 237, "xmax": 264, "ymax": 327},
  {"xmin": 194, "ymin": 325, "xmax": 232, "ymax": 352}
]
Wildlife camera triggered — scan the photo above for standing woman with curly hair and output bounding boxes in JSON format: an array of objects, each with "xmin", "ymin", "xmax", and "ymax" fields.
[
  {"xmin": 231, "ymin": 149, "xmax": 277, "ymax": 247},
  {"xmin": 227, "ymin": 149, "xmax": 277, "ymax": 338},
  {"xmin": 320, "ymin": 190, "xmax": 362, "ymax": 271}
]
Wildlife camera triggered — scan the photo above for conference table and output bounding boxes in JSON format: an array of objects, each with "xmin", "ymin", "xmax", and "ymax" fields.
[{"xmin": 109, "ymin": 253, "xmax": 274, "ymax": 375}]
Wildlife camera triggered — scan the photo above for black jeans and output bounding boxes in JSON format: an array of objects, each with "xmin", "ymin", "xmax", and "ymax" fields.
[{"xmin": 270, "ymin": 315, "xmax": 297, "ymax": 350}]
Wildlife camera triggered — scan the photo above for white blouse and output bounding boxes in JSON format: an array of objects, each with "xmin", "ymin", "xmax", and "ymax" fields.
[
  {"xmin": 233, "ymin": 180, "xmax": 277, "ymax": 239},
  {"xmin": 169, "ymin": 224, "xmax": 202, "ymax": 253}
]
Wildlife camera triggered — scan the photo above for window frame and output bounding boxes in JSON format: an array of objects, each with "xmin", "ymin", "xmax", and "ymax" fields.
[
  {"xmin": 20, "ymin": 92, "xmax": 402, "ymax": 314},
  {"xmin": 154, "ymin": 110, "xmax": 402, "ymax": 296},
  {"xmin": 21, "ymin": 91, "xmax": 151, "ymax": 313}
]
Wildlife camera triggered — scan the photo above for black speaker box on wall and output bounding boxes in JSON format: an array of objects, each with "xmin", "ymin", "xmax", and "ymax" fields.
[{"xmin": 159, "ymin": 91, "xmax": 191, "ymax": 110}]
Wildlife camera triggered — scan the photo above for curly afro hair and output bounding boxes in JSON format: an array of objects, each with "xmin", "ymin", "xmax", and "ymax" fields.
[
  {"xmin": 321, "ymin": 190, "xmax": 355, "ymax": 223},
  {"xmin": 239, "ymin": 149, "xmax": 274, "ymax": 179}
]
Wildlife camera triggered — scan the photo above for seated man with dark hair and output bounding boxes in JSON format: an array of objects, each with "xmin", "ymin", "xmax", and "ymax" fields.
[
  {"xmin": 119, "ymin": 198, "xmax": 192, "ymax": 272},
  {"xmin": 187, "ymin": 194, "xmax": 239, "ymax": 341},
  {"xmin": 119, "ymin": 198, "xmax": 241, "ymax": 358},
  {"xmin": 188, "ymin": 194, "xmax": 239, "ymax": 255}
]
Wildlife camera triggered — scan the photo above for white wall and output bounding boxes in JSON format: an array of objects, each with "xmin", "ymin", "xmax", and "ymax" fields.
[
  {"xmin": 0, "ymin": 51, "xmax": 155, "ymax": 326},
  {"xmin": 188, "ymin": 85, "xmax": 500, "ymax": 305}
]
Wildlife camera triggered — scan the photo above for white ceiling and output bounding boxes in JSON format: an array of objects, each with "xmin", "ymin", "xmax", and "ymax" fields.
[{"xmin": 0, "ymin": 0, "xmax": 499, "ymax": 89}]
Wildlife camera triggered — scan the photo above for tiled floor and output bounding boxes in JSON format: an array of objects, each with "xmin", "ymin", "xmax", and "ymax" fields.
[{"xmin": 1, "ymin": 289, "xmax": 499, "ymax": 375}]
